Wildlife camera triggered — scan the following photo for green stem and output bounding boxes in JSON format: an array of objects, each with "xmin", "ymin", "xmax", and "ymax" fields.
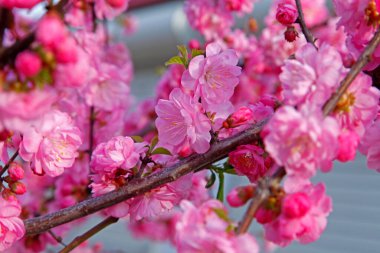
[{"xmin": 217, "ymin": 172, "xmax": 224, "ymax": 202}]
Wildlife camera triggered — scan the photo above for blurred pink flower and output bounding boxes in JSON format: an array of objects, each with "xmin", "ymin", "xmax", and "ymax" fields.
[
  {"xmin": 155, "ymin": 88, "xmax": 211, "ymax": 154},
  {"xmin": 359, "ymin": 119, "xmax": 380, "ymax": 172},
  {"xmin": 19, "ymin": 110, "xmax": 82, "ymax": 177}
]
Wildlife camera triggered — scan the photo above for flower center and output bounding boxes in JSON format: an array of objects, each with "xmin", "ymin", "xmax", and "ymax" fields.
[
  {"xmin": 334, "ymin": 92, "xmax": 356, "ymax": 113},
  {"xmin": 365, "ymin": 0, "xmax": 380, "ymax": 27}
]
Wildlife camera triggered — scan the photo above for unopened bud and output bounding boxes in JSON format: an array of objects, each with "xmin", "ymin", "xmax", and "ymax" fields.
[
  {"xmin": 10, "ymin": 181, "xmax": 27, "ymax": 195},
  {"xmin": 8, "ymin": 162, "xmax": 24, "ymax": 181},
  {"xmin": 284, "ymin": 26, "xmax": 299, "ymax": 42}
]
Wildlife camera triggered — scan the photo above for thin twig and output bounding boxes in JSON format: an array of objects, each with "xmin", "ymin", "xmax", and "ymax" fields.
[
  {"xmin": 59, "ymin": 217, "xmax": 118, "ymax": 253},
  {"xmin": 236, "ymin": 27, "xmax": 380, "ymax": 235},
  {"xmin": 88, "ymin": 106, "xmax": 95, "ymax": 160},
  {"xmin": 323, "ymin": 28, "xmax": 380, "ymax": 115},
  {"xmin": 24, "ymin": 120, "xmax": 267, "ymax": 236},
  {"xmin": 48, "ymin": 230, "xmax": 67, "ymax": 247},
  {"xmin": 295, "ymin": 0, "xmax": 317, "ymax": 48},
  {"xmin": 0, "ymin": 149, "xmax": 19, "ymax": 178}
]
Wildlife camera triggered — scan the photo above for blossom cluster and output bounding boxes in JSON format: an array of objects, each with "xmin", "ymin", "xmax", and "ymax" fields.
[{"xmin": 0, "ymin": 0, "xmax": 380, "ymax": 252}]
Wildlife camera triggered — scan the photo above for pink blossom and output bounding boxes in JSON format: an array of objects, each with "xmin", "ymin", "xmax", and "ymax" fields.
[
  {"xmin": 337, "ymin": 130, "xmax": 360, "ymax": 162},
  {"xmin": 182, "ymin": 42, "xmax": 241, "ymax": 108},
  {"xmin": 276, "ymin": 3, "xmax": 298, "ymax": 25},
  {"xmin": 264, "ymin": 183, "xmax": 332, "ymax": 247},
  {"xmin": 227, "ymin": 185, "xmax": 255, "ymax": 207},
  {"xmin": 264, "ymin": 106, "xmax": 340, "ymax": 180},
  {"xmin": 229, "ymin": 144, "xmax": 272, "ymax": 182},
  {"xmin": 0, "ymin": 89, "xmax": 58, "ymax": 133},
  {"xmin": 223, "ymin": 0, "xmax": 256, "ymax": 15},
  {"xmin": 129, "ymin": 175, "xmax": 192, "ymax": 220},
  {"xmin": 280, "ymin": 43, "xmax": 343, "ymax": 107},
  {"xmin": 36, "ymin": 13, "xmax": 68, "ymax": 50},
  {"xmin": 95, "ymin": 0, "xmax": 129, "ymax": 19},
  {"xmin": 90, "ymin": 136, "xmax": 140, "ymax": 175},
  {"xmin": 15, "ymin": 51, "xmax": 42, "ymax": 78},
  {"xmin": 0, "ymin": 196, "xmax": 25, "ymax": 251},
  {"xmin": 155, "ymin": 88, "xmax": 211, "ymax": 154},
  {"xmin": 19, "ymin": 110, "xmax": 82, "ymax": 177},
  {"xmin": 175, "ymin": 200, "xmax": 259, "ymax": 253},
  {"xmin": 359, "ymin": 119, "xmax": 380, "ymax": 172},
  {"xmin": 0, "ymin": 0, "xmax": 42, "ymax": 9},
  {"xmin": 331, "ymin": 73, "xmax": 380, "ymax": 137},
  {"xmin": 184, "ymin": 0, "xmax": 234, "ymax": 40},
  {"xmin": 8, "ymin": 163, "xmax": 24, "ymax": 181}
]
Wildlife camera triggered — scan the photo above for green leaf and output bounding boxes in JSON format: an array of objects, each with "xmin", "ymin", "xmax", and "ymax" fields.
[
  {"xmin": 34, "ymin": 68, "xmax": 52, "ymax": 89},
  {"xmin": 191, "ymin": 49, "xmax": 205, "ymax": 58},
  {"xmin": 213, "ymin": 208, "xmax": 230, "ymax": 222},
  {"xmin": 151, "ymin": 147, "xmax": 172, "ymax": 156},
  {"xmin": 131, "ymin": 136, "xmax": 144, "ymax": 143},
  {"xmin": 177, "ymin": 45, "xmax": 189, "ymax": 59},
  {"xmin": 206, "ymin": 170, "xmax": 216, "ymax": 188},
  {"xmin": 165, "ymin": 56, "xmax": 184, "ymax": 66},
  {"xmin": 150, "ymin": 136, "xmax": 159, "ymax": 152},
  {"xmin": 217, "ymin": 172, "xmax": 225, "ymax": 202}
]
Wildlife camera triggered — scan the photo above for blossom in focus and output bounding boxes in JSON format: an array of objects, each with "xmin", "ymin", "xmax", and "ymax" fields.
[
  {"xmin": 19, "ymin": 110, "xmax": 82, "ymax": 177},
  {"xmin": 229, "ymin": 144, "xmax": 272, "ymax": 182},
  {"xmin": 359, "ymin": 119, "xmax": 380, "ymax": 172},
  {"xmin": 264, "ymin": 183, "xmax": 332, "ymax": 247},
  {"xmin": 280, "ymin": 43, "xmax": 343, "ymax": 107},
  {"xmin": 175, "ymin": 200, "xmax": 259, "ymax": 253},
  {"xmin": 264, "ymin": 106, "xmax": 340, "ymax": 180},
  {"xmin": 182, "ymin": 42, "xmax": 241, "ymax": 109},
  {"xmin": 155, "ymin": 88, "xmax": 212, "ymax": 154},
  {"xmin": 0, "ymin": 196, "xmax": 25, "ymax": 251},
  {"xmin": 276, "ymin": 3, "xmax": 298, "ymax": 25}
]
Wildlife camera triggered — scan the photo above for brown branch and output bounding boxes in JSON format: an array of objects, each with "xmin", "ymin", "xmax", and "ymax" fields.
[
  {"xmin": 47, "ymin": 230, "xmax": 67, "ymax": 247},
  {"xmin": 323, "ymin": 28, "xmax": 380, "ymax": 115},
  {"xmin": 236, "ymin": 27, "xmax": 380, "ymax": 234},
  {"xmin": 236, "ymin": 167, "xmax": 286, "ymax": 234},
  {"xmin": 0, "ymin": 0, "xmax": 68, "ymax": 67},
  {"xmin": 295, "ymin": 0, "xmax": 317, "ymax": 48},
  {"xmin": 24, "ymin": 120, "xmax": 267, "ymax": 236},
  {"xmin": 59, "ymin": 217, "xmax": 118, "ymax": 253},
  {"xmin": 0, "ymin": 149, "xmax": 19, "ymax": 178}
]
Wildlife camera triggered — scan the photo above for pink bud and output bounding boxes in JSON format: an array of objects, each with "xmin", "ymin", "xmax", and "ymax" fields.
[
  {"xmin": 10, "ymin": 181, "xmax": 27, "ymax": 195},
  {"xmin": 15, "ymin": 51, "xmax": 42, "ymax": 78},
  {"xmin": 284, "ymin": 26, "xmax": 299, "ymax": 42},
  {"xmin": 227, "ymin": 185, "xmax": 255, "ymax": 207},
  {"xmin": 282, "ymin": 192, "xmax": 311, "ymax": 219},
  {"xmin": 54, "ymin": 37, "xmax": 78, "ymax": 64},
  {"xmin": 336, "ymin": 130, "xmax": 359, "ymax": 162},
  {"xmin": 224, "ymin": 107, "xmax": 253, "ymax": 128},
  {"xmin": 256, "ymin": 207, "xmax": 277, "ymax": 224},
  {"xmin": 276, "ymin": 3, "xmax": 298, "ymax": 25},
  {"xmin": 188, "ymin": 39, "xmax": 201, "ymax": 50},
  {"xmin": 225, "ymin": 0, "xmax": 244, "ymax": 11},
  {"xmin": 36, "ymin": 13, "xmax": 67, "ymax": 49},
  {"xmin": 8, "ymin": 162, "xmax": 24, "ymax": 181},
  {"xmin": 106, "ymin": 0, "xmax": 126, "ymax": 8}
]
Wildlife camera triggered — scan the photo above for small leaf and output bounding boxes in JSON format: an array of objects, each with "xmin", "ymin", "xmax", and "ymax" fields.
[
  {"xmin": 150, "ymin": 136, "xmax": 159, "ymax": 152},
  {"xmin": 151, "ymin": 147, "xmax": 172, "ymax": 156},
  {"xmin": 213, "ymin": 208, "xmax": 230, "ymax": 222},
  {"xmin": 165, "ymin": 56, "xmax": 184, "ymax": 66},
  {"xmin": 206, "ymin": 170, "xmax": 216, "ymax": 188},
  {"xmin": 217, "ymin": 172, "xmax": 225, "ymax": 202},
  {"xmin": 177, "ymin": 45, "xmax": 189, "ymax": 59},
  {"xmin": 191, "ymin": 49, "xmax": 205, "ymax": 58},
  {"xmin": 131, "ymin": 136, "xmax": 144, "ymax": 143}
]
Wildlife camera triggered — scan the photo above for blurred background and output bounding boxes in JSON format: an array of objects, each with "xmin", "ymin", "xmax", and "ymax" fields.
[{"xmin": 55, "ymin": 0, "xmax": 380, "ymax": 252}]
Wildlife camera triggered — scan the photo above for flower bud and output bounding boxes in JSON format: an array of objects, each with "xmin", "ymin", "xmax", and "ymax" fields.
[
  {"xmin": 276, "ymin": 3, "xmax": 298, "ymax": 25},
  {"xmin": 284, "ymin": 26, "xmax": 299, "ymax": 42},
  {"xmin": 282, "ymin": 192, "xmax": 311, "ymax": 218},
  {"xmin": 15, "ymin": 51, "xmax": 42, "ymax": 78},
  {"xmin": 223, "ymin": 107, "xmax": 253, "ymax": 129},
  {"xmin": 188, "ymin": 39, "xmax": 201, "ymax": 50},
  {"xmin": 10, "ymin": 181, "xmax": 27, "ymax": 195},
  {"xmin": 256, "ymin": 207, "xmax": 277, "ymax": 224},
  {"xmin": 8, "ymin": 163, "xmax": 24, "ymax": 181},
  {"xmin": 227, "ymin": 185, "xmax": 255, "ymax": 207}
]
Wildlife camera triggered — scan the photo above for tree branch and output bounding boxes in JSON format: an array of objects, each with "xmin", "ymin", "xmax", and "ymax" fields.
[
  {"xmin": 59, "ymin": 217, "xmax": 118, "ymax": 253},
  {"xmin": 323, "ymin": 28, "xmax": 380, "ymax": 115},
  {"xmin": 24, "ymin": 119, "xmax": 267, "ymax": 235},
  {"xmin": 0, "ymin": 149, "xmax": 19, "ymax": 178},
  {"xmin": 295, "ymin": 0, "xmax": 317, "ymax": 48}
]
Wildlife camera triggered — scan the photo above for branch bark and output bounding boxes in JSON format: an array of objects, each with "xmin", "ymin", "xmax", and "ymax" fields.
[
  {"xmin": 24, "ymin": 119, "xmax": 267, "ymax": 235},
  {"xmin": 295, "ymin": 0, "xmax": 317, "ymax": 48}
]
